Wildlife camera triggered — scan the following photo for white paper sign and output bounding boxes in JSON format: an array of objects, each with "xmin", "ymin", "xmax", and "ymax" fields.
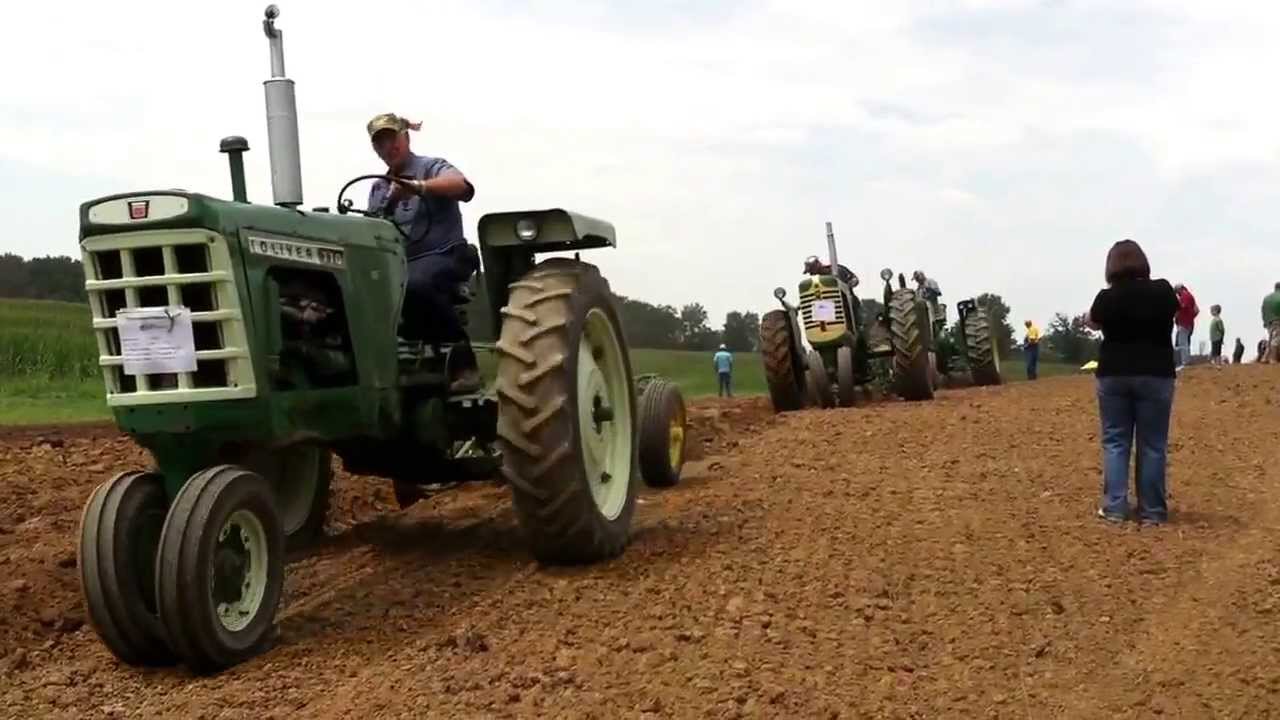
[
  {"xmin": 117, "ymin": 306, "xmax": 198, "ymax": 376},
  {"xmin": 812, "ymin": 300, "xmax": 838, "ymax": 323}
]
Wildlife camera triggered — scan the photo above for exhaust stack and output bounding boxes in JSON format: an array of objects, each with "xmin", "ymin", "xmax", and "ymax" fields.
[
  {"xmin": 825, "ymin": 221, "xmax": 839, "ymax": 271},
  {"xmin": 219, "ymin": 136, "xmax": 250, "ymax": 202},
  {"xmin": 262, "ymin": 5, "xmax": 303, "ymax": 208}
]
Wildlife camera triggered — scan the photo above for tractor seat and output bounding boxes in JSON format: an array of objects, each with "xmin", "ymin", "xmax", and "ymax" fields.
[{"xmin": 451, "ymin": 243, "xmax": 481, "ymax": 305}]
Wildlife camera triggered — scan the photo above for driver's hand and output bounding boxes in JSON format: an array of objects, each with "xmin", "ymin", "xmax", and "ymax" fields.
[{"xmin": 387, "ymin": 179, "xmax": 423, "ymax": 204}]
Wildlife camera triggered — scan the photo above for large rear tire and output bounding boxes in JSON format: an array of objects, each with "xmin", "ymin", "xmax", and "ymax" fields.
[
  {"xmin": 637, "ymin": 378, "xmax": 686, "ymax": 488},
  {"xmin": 964, "ymin": 306, "xmax": 1003, "ymax": 386},
  {"xmin": 78, "ymin": 471, "xmax": 175, "ymax": 667},
  {"xmin": 155, "ymin": 465, "xmax": 285, "ymax": 674},
  {"xmin": 759, "ymin": 309, "xmax": 805, "ymax": 412},
  {"xmin": 494, "ymin": 259, "xmax": 638, "ymax": 565},
  {"xmin": 889, "ymin": 289, "xmax": 935, "ymax": 401}
]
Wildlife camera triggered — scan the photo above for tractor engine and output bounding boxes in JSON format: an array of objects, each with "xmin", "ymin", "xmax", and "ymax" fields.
[{"xmin": 271, "ymin": 271, "xmax": 356, "ymax": 389}]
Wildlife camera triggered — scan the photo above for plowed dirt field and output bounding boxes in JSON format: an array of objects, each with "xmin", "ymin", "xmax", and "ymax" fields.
[{"xmin": 1, "ymin": 367, "xmax": 1278, "ymax": 719}]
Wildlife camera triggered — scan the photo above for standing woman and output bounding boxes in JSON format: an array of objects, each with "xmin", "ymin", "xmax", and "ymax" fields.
[{"xmin": 1086, "ymin": 240, "xmax": 1179, "ymax": 524}]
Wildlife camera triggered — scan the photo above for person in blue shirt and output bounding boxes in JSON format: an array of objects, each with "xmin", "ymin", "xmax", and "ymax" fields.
[
  {"xmin": 365, "ymin": 112, "xmax": 479, "ymax": 391},
  {"xmin": 713, "ymin": 344, "xmax": 734, "ymax": 397}
]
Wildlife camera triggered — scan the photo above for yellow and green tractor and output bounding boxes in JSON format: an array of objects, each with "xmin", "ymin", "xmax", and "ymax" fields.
[{"xmin": 759, "ymin": 222, "xmax": 1002, "ymax": 412}]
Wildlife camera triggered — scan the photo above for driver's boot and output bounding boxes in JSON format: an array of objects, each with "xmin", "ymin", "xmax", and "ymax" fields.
[{"xmin": 446, "ymin": 339, "xmax": 483, "ymax": 393}]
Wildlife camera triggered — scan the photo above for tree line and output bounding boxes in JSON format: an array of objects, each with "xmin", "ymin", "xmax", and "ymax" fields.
[
  {"xmin": 466, "ymin": 274, "xmax": 761, "ymax": 351},
  {"xmin": 1, "ymin": 252, "xmax": 1103, "ymax": 360},
  {"xmin": 0, "ymin": 254, "xmax": 88, "ymax": 303}
]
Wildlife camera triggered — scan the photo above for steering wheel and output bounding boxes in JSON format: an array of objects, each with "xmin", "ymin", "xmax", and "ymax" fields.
[{"xmin": 335, "ymin": 173, "xmax": 430, "ymax": 243}]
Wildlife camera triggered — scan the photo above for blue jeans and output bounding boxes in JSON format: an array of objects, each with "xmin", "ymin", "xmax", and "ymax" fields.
[
  {"xmin": 1096, "ymin": 375, "xmax": 1175, "ymax": 522},
  {"xmin": 1175, "ymin": 326, "xmax": 1192, "ymax": 366},
  {"xmin": 1025, "ymin": 343, "xmax": 1039, "ymax": 380},
  {"xmin": 717, "ymin": 372, "xmax": 732, "ymax": 397},
  {"xmin": 402, "ymin": 244, "xmax": 477, "ymax": 344}
]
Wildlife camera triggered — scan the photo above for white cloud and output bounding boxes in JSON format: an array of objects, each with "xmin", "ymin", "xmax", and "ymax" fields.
[{"xmin": 2, "ymin": 0, "xmax": 1279, "ymax": 347}]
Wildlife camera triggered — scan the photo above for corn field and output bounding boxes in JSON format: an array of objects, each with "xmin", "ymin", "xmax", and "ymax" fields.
[{"xmin": 0, "ymin": 299, "xmax": 99, "ymax": 380}]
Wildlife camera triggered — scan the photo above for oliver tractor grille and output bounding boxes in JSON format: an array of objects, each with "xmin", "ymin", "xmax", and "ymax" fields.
[
  {"xmin": 82, "ymin": 229, "xmax": 256, "ymax": 406},
  {"xmin": 800, "ymin": 286, "xmax": 847, "ymax": 329}
]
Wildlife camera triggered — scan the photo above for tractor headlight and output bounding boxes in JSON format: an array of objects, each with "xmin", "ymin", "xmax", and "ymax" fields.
[
  {"xmin": 879, "ymin": 268, "xmax": 893, "ymax": 282},
  {"xmin": 515, "ymin": 218, "xmax": 539, "ymax": 241},
  {"xmin": 847, "ymin": 272, "xmax": 859, "ymax": 288},
  {"xmin": 773, "ymin": 287, "xmax": 787, "ymax": 300}
]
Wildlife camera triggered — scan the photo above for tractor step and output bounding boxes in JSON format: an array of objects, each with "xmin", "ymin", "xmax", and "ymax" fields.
[
  {"xmin": 397, "ymin": 338, "xmax": 442, "ymax": 362},
  {"xmin": 446, "ymin": 392, "xmax": 495, "ymax": 408}
]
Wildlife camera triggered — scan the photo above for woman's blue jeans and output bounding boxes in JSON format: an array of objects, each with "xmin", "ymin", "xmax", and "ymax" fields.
[{"xmin": 1096, "ymin": 375, "xmax": 1175, "ymax": 522}]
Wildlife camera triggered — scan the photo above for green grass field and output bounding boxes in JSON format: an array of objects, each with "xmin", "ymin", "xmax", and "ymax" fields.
[
  {"xmin": 0, "ymin": 299, "xmax": 106, "ymax": 425},
  {"xmin": 0, "ymin": 298, "xmax": 1078, "ymax": 426}
]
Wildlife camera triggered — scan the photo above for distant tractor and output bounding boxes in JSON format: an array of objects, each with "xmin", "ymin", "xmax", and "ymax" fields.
[
  {"xmin": 758, "ymin": 222, "xmax": 1002, "ymax": 412},
  {"xmin": 913, "ymin": 274, "xmax": 1003, "ymax": 389},
  {"xmin": 74, "ymin": 5, "xmax": 686, "ymax": 675}
]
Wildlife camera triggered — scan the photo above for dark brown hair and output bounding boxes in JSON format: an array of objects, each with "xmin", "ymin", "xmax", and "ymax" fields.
[{"xmin": 1105, "ymin": 239, "xmax": 1151, "ymax": 285}]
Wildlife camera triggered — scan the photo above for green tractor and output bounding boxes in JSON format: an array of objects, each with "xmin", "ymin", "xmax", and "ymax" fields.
[
  {"xmin": 912, "ymin": 273, "xmax": 1004, "ymax": 390},
  {"xmin": 74, "ymin": 5, "xmax": 687, "ymax": 675},
  {"xmin": 758, "ymin": 222, "xmax": 1001, "ymax": 412}
]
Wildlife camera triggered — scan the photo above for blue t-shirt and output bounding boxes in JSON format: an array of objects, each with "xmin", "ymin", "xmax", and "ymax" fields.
[
  {"xmin": 367, "ymin": 152, "xmax": 474, "ymax": 260},
  {"xmin": 714, "ymin": 350, "xmax": 733, "ymax": 374}
]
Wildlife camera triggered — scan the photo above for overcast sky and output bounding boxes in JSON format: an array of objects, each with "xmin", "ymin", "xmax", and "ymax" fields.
[{"xmin": 3, "ymin": 0, "xmax": 1279, "ymax": 350}]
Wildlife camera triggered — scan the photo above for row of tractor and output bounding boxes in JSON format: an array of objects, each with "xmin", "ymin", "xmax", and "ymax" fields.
[
  {"xmin": 759, "ymin": 222, "xmax": 1003, "ymax": 412},
  {"xmin": 69, "ymin": 5, "xmax": 1002, "ymax": 678}
]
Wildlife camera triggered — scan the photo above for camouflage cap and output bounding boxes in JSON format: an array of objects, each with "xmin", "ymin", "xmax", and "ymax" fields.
[
  {"xmin": 367, "ymin": 113, "xmax": 406, "ymax": 137},
  {"xmin": 366, "ymin": 113, "xmax": 422, "ymax": 138}
]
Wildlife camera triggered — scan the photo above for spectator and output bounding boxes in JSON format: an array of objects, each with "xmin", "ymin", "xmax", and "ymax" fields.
[
  {"xmin": 713, "ymin": 343, "xmax": 734, "ymax": 397},
  {"xmin": 1023, "ymin": 320, "xmax": 1042, "ymax": 380},
  {"xmin": 1086, "ymin": 239, "xmax": 1178, "ymax": 525},
  {"xmin": 1233, "ymin": 337, "xmax": 1245, "ymax": 364},
  {"xmin": 1173, "ymin": 283, "xmax": 1199, "ymax": 370},
  {"xmin": 1263, "ymin": 281, "xmax": 1280, "ymax": 364},
  {"xmin": 1209, "ymin": 305, "xmax": 1225, "ymax": 366}
]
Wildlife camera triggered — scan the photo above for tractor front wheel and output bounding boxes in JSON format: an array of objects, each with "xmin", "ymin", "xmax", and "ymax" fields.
[
  {"xmin": 889, "ymin": 289, "xmax": 935, "ymax": 401},
  {"xmin": 806, "ymin": 349, "xmax": 835, "ymax": 409},
  {"xmin": 759, "ymin": 309, "xmax": 806, "ymax": 413},
  {"xmin": 78, "ymin": 471, "xmax": 175, "ymax": 667},
  {"xmin": 964, "ymin": 306, "xmax": 1003, "ymax": 386},
  {"xmin": 225, "ymin": 444, "xmax": 332, "ymax": 552},
  {"xmin": 836, "ymin": 346, "xmax": 857, "ymax": 408},
  {"xmin": 495, "ymin": 259, "xmax": 638, "ymax": 565},
  {"xmin": 155, "ymin": 465, "xmax": 285, "ymax": 674},
  {"xmin": 638, "ymin": 377, "xmax": 687, "ymax": 488}
]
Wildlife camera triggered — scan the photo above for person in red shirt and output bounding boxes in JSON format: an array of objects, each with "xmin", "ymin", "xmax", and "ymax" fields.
[{"xmin": 1173, "ymin": 283, "xmax": 1199, "ymax": 370}]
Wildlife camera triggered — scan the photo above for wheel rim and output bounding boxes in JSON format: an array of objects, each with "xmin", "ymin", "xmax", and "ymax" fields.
[
  {"xmin": 577, "ymin": 308, "xmax": 633, "ymax": 521},
  {"xmin": 210, "ymin": 509, "xmax": 269, "ymax": 633},
  {"xmin": 667, "ymin": 401, "xmax": 686, "ymax": 470}
]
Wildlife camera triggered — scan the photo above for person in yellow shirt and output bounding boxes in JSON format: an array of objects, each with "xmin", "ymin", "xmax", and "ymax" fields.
[{"xmin": 1024, "ymin": 319, "xmax": 1042, "ymax": 380}]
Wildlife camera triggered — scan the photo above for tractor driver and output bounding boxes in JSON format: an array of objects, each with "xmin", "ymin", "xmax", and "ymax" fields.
[
  {"xmin": 804, "ymin": 255, "xmax": 857, "ymax": 288},
  {"xmin": 804, "ymin": 255, "xmax": 863, "ymax": 325},
  {"xmin": 365, "ymin": 113, "xmax": 481, "ymax": 390},
  {"xmin": 913, "ymin": 270, "xmax": 943, "ymax": 320}
]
